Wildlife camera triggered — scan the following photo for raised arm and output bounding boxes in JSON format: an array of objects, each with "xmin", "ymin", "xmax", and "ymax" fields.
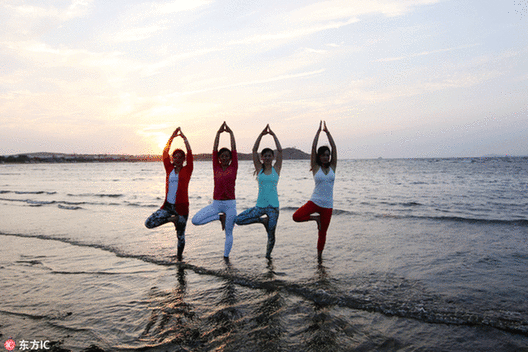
[
  {"xmin": 268, "ymin": 125, "xmax": 283, "ymax": 175},
  {"xmin": 179, "ymin": 129, "xmax": 193, "ymax": 168},
  {"xmin": 224, "ymin": 122, "xmax": 236, "ymax": 152},
  {"xmin": 310, "ymin": 121, "xmax": 323, "ymax": 173},
  {"xmin": 164, "ymin": 128, "xmax": 179, "ymax": 154},
  {"xmin": 163, "ymin": 127, "xmax": 180, "ymax": 169},
  {"xmin": 323, "ymin": 121, "xmax": 337, "ymax": 171},
  {"xmin": 213, "ymin": 122, "xmax": 226, "ymax": 152},
  {"xmin": 252, "ymin": 126, "xmax": 267, "ymax": 172},
  {"xmin": 179, "ymin": 130, "xmax": 192, "ymax": 153}
]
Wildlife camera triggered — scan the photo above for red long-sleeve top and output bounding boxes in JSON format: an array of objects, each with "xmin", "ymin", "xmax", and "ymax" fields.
[
  {"xmin": 212, "ymin": 150, "xmax": 238, "ymax": 200},
  {"xmin": 162, "ymin": 149, "xmax": 193, "ymax": 215}
]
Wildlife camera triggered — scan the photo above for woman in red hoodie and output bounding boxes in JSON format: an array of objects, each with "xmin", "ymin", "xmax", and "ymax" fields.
[{"xmin": 145, "ymin": 127, "xmax": 193, "ymax": 261}]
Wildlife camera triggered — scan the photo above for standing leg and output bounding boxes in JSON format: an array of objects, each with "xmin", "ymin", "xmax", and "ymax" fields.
[
  {"xmin": 175, "ymin": 214, "xmax": 188, "ymax": 261},
  {"xmin": 294, "ymin": 201, "xmax": 332, "ymax": 259},
  {"xmin": 220, "ymin": 200, "xmax": 237, "ymax": 258},
  {"xmin": 316, "ymin": 207, "xmax": 333, "ymax": 257},
  {"xmin": 264, "ymin": 207, "xmax": 279, "ymax": 259}
]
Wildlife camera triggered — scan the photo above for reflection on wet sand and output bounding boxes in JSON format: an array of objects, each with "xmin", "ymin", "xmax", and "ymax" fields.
[
  {"xmin": 246, "ymin": 259, "xmax": 286, "ymax": 351},
  {"xmin": 302, "ymin": 263, "xmax": 353, "ymax": 352},
  {"xmin": 140, "ymin": 265, "xmax": 199, "ymax": 348}
]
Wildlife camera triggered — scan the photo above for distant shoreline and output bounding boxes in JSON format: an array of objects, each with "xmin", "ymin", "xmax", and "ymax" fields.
[
  {"xmin": 1, "ymin": 151, "xmax": 525, "ymax": 164},
  {"xmin": 0, "ymin": 147, "xmax": 310, "ymax": 164}
]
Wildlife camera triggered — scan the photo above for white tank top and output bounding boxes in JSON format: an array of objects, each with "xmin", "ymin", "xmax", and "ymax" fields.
[
  {"xmin": 310, "ymin": 167, "xmax": 335, "ymax": 208},
  {"xmin": 166, "ymin": 170, "xmax": 179, "ymax": 204}
]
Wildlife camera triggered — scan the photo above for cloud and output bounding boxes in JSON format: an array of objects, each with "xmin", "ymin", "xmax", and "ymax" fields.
[
  {"xmin": 1, "ymin": 0, "xmax": 526, "ymax": 158},
  {"xmin": 229, "ymin": 18, "xmax": 359, "ymax": 45},
  {"xmin": 1, "ymin": 0, "xmax": 93, "ymax": 41},
  {"xmin": 106, "ymin": 0, "xmax": 213, "ymax": 43},
  {"xmin": 112, "ymin": 23, "xmax": 170, "ymax": 42},
  {"xmin": 177, "ymin": 69, "xmax": 326, "ymax": 96},
  {"xmin": 5, "ymin": 0, "xmax": 93, "ymax": 21},
  {"xmin": 222, "ymin": 0, "xmax": 444, "ymax": 51},
  {"xmin": 289, "ymin": 0, "xmax": 442, "ymax": 24},
  {"xmin": 341, "ymin": 68, "xmax": 505, "ymax": 107},
  {"xmin": 151, "ymin": 0, "xmax": 213, "ymax": 15},
  {"xmin": 373, "ymin": 44, "xmax": 481, "ymax": 62}
]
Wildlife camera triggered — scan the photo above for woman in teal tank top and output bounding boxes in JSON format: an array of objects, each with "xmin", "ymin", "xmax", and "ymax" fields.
[{"xmin": 235, "ymin": 125, "xmax": 282, "ymax": 259}]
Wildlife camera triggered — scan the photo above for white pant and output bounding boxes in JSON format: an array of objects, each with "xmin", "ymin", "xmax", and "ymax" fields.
[{"xmin": 192, "ymin": 199, "xmax": 237, "ymax": 257}]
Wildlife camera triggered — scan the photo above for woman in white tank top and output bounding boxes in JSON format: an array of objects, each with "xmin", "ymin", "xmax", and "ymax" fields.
[{"xmin": 292, "ymin": 121, "xmax": 337, "ymax": 261}]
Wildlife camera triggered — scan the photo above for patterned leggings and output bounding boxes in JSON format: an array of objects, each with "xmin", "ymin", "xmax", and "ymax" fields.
[
  {"xmin": 292, "ymin": 201, "xmax": 333, "ymax": 252},
  {"xmin": 145, "ymin": 206, "xmax": 188, "ymax": 256},
  {"xmin": 235, "ymin": 205, "xmax": 279, "ymax": 258}
]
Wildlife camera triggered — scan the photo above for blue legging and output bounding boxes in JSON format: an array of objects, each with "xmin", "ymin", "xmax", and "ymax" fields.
[{"xmin": 235, "ymin": 205, "xmax": 279, "ymax": 258}]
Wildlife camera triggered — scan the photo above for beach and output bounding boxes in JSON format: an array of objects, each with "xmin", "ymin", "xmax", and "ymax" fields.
[{"xmin": 1, "ymin": 158, "xmax": 527, "ymax": 351}]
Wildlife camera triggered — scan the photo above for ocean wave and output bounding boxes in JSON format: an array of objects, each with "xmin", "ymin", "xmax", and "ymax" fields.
[
  {"xmin": 373, "ymin": 213, "xmax": 528, "ymax": 226},
  {"xmin": 125, "ymin": 202, "xmax": 158, "ymax": 208},
  {"xmin": 280, "ymin": 206, "xmax": 300, "ymax": 212},
  {"xmin": 2, "ymin": 232, "xmax": 526, "ymax": 337},
  {"xmin": 379, "ymin": 201, "xmax": 423, "ymax": 207},
  {"xmin": 50, "ymin": 270, "xmax": 126, "ymax": 275},
  {"xmin": 419, "ymin": 215, "xmax": 528, "ymax": 226},
  {"xmin": 331, "ymin": 209, "xmax": 356, "ymax": 216},
  {"xmin": 0, "ymin": 197, "xmax": 129, "ymax": 209},
  {"xmin": 0, "ymin": 197, "xmax": 87, "ymax": 208},
  {"xmin": 148, "ymin": 261, "xmax": 528, "ymax": 336},
  {"xmin": 279, "ymin": 206, "xmax": 356, "ymax": 216},
  {"xmin": 0, "ymin": 190, "xmax": 57, "ymax": 195},
  {"xmin": 67, "ymin": 193, "xmax": 124, "ymax": 198},
  {"xmin": 58, "ymin": 204, "xmax": 84, "ymax": 210},
  {"xmin": 0, "ymin": 308, "xmax": 50, "ymax": 320}
]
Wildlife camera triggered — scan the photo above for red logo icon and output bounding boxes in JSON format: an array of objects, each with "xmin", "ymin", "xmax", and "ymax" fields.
[{"xmin": 4, "ymin": 338, "xmax": 16, "ymax": 351}]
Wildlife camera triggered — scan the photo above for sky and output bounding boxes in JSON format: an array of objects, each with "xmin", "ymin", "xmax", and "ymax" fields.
[{"xmin": 1, "ymin": 0, "xmax": 527, "ymax": 159}]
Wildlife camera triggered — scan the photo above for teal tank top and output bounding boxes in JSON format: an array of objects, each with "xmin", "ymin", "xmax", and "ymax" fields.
[{"xmin": 256, "ymin": 168, "xmax": 279, "ymax": 208}]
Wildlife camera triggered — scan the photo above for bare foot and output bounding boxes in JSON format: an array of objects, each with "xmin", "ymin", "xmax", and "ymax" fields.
[
  {"xmin": 219, "ymin": 213, "xmax": 226, "ymax": 231},
  {"xmin": 168, "ymin": 215, "xmax": 180, "ymax": 224},
  {"xmin": 261, "ymin": 215, "xmax": 269, "ymax": 230},
  {"xmin": 177, "ymin": 245, "xmax": 184, "ymax": 262},
  {"xmin": 310, "ymin": 215, "xmax": 321, "ymax": 231}
]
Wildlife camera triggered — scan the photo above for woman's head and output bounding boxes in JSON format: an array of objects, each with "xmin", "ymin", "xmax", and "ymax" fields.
[
  {"xmin": 253, "ymin": 148, "xmax": 274, "ymax": 176},
  {"xmin": 218, "ymin": 147, "xmax": 232, "ymax": 166},
  {"xmin": 172, "ymin": 149, "xmax": 186, "ymax": 167},
  {"xmin": 261, "ymin": 148, "xmax": 274, "ymax": 166},
  {"xmin": 316, "ymin": 146, "xmax": 331, "ymax": 167}
]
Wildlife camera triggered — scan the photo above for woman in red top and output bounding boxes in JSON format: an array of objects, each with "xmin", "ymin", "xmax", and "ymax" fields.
[
  {"xmin": 192, "ymin": 122, "xmax": 238, "ymax": 258},
  {"xmin": 145, "ymin": 127, "xmax": 193, "ymax": 261}
]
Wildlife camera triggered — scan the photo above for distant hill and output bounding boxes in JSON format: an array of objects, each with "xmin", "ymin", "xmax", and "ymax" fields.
[
  {"xmin": 281, "ymin": 147, "xmax": 311, "ymax": 160},
  {"xmin": 0, "ymin": 147, "xmax": 310, "ymax": 163}
]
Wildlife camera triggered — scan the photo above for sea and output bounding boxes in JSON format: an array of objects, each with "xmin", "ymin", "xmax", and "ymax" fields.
[{"xmin": 0, "ymin": 157, "xmax": 527, "ymax": 352}]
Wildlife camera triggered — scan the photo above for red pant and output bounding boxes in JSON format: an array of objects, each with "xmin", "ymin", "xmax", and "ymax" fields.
[{"xmin": 292, "ymin": 201, "xmax": 333, "ymax": 251}]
